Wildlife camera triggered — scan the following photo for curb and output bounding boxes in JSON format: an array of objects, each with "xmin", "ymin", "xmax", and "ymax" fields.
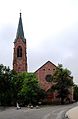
[{"xmin": 65, "ymin": 106, "xmax": 78, "ymax": 119}]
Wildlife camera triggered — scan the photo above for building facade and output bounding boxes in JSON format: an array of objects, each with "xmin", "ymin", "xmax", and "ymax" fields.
[
  {"xmin": 35, "ymin": 61, "xmax": 73, "ymax": 102},
  {"xmin": 35, "ymin": 61, "xmax": 57, "ymax": 102},
  {"xmin": 13, "ymin": 13, "xmax": 27, "ymax": 72},
  {"xmin": 35, "ymin": 61, "xmax": 56, "ymax": 91},
  {"xmin": 13, "ymin": 14, "xmax": 73, "ymax": 103}
]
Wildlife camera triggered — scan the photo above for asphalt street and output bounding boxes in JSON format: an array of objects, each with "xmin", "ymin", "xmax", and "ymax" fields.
[{"xmin": 0, "ymin": 103, "xmax": 77, "ymax": 119}]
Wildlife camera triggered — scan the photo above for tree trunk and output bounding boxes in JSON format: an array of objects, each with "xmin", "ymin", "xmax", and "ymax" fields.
[{"xmin": 61, "ymin": 97, "xmax": 64, "ymax": 105}]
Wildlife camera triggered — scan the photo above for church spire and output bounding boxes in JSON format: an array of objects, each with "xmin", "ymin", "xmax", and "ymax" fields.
[
  {"xmin": 15, "ymin": 13, "xmax": 26, "ymax": 43},
  {"xmin": 13, "ymin": 13, "xmax": 27, "ymax": 72}
]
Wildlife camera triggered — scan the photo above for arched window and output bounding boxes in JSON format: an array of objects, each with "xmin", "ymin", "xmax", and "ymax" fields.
[
  {"xmin": 17, "ymin": 46, "xmax": 22, "ymax": 57},
  {"xmin": 45, "ymin": 74, "xmax": 53, "ymax": 82}
]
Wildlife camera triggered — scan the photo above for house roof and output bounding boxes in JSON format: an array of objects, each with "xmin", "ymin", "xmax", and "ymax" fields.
[{"xmin": 35, "ymin": 61, "xmax": 57, "ymax": 73}]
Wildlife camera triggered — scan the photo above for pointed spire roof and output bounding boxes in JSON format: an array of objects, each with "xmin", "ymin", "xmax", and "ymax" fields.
[{"xmin": 15, "ymin": 13, "xmax": 26, "ymax": 43}]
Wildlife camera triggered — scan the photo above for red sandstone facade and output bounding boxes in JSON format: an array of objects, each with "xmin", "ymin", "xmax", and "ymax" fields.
[
  {"xmin": 13, "ymin": 38, "xmax": 27, "ymax": 72},
  {"xmin": 35, "ymin": 61, "xmax": 57, "ymax": 102},
  {"xmin": 13, "ymin": 13, "xmax": 27, "ymax": 72},
  {"xmin": 35, "ymin": 61, "xmax": 56, "ymax": 91},
  {"xmin": 35, "ymin": 61, "xmax": 73, "ymax": 102}
]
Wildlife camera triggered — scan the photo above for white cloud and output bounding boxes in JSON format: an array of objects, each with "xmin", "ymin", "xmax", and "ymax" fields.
[{"xmin": 0, "ymin": 0, "xmax": 78, "ymax": 83}]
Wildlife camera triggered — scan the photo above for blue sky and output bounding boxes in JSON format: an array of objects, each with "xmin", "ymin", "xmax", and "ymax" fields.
[{"xmin": 0, "ymin": 0, "xmax": 78, "ymax": 83}]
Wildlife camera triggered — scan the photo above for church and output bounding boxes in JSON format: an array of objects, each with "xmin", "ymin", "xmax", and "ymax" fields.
[{"xmin": 13, "ymin": 13, "xmax": 73, "ymax": 103}]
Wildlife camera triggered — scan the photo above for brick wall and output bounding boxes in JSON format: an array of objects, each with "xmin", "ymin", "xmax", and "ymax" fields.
[
  {"xmin": 13, "ymin": 38, "xmax": 27, "ymax": 72},
  {"xmin": 35, "ymin": 61, "xmax": 56, "ymax": 91}
]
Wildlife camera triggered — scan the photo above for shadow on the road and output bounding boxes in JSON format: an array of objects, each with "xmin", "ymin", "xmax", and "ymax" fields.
[{"xmin": 0, "ymin": 107, "xmax": 10, "ymax": 112}]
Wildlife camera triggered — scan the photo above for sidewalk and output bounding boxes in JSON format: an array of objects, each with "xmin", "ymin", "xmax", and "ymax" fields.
[{"xmin": 65, "ymin": 106, "xmax": 78, "ymax": 119}]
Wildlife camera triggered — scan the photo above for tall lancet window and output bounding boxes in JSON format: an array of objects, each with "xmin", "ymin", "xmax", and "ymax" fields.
[{"xmin": 17, "ymin": 46, "xmax": 22, "ymax": 57}]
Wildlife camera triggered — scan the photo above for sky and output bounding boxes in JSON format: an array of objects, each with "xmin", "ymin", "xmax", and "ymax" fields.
[{"xmin": 0, "ymin": 0, "xmax": 78, "ymax": 84}]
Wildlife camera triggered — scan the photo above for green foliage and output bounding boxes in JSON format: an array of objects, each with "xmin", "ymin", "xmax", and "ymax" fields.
[
  {"xmin": 0, "ymin": 64, "xmax": 13, "ymax": 105},
  {"xmin": 10, "ymin": 71, "xmax": 24, "ymax": 105},
  {"xmin": 18, "ymin": 73, "xmax": 46, "ymax": 105},
  {"xmin": 53, "ymin": 64, "xmax": 73, "ymax": 104},
  {"xmin": 0, "ymin": 65, "xmax": 46, "ymax": 106},
  {"xmin": 73, "ymin": 84, "xmax": 78, "ymax": 101}
]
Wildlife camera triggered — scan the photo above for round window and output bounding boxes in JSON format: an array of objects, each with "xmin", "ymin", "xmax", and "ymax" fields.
[{"xmin": 45, "ymin": 74, "xmax": 53, "ymax": 82}]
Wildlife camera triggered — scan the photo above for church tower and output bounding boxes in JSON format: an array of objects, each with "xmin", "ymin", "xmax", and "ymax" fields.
[{"xmin": 13, "ymin": 13, "xmax": 27, "ymax": 72}]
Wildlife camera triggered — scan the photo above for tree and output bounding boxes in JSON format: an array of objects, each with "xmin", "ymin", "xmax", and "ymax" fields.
[
  {"xmin": 0, "ymin": 64, "xmax": 13, "ymax": 105},
  {"xmin": 18, "ymin": 72, "xmax": 46, "ymax": 105},
  {"xmin": 0, "ymin": 66, "xmax": 46, "ymax": 106},
  {"xmin": 53, "ymin": 64, "xmax": 73, "ymax": 104},
  {"xmin": 10, "ymin": 70, "xmax": 24, "ymax": 105},
  {"xmin": 73, "ymin": 84, "xmax": 78, "ymax": 101}
]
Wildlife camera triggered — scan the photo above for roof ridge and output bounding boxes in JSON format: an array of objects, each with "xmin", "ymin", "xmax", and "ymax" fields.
[{"xmin": 35, "ymin": 60, "xmax": 57, "ymax": 73}]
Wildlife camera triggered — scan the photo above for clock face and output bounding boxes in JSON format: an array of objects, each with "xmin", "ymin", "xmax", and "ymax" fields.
[{"xmin": 45, "ymin": 74, "xmax": 53, "ymax": 82}]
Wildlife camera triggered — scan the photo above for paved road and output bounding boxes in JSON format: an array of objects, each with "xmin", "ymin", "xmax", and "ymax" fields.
[{"xmin": 0, "ymin": 103, "xmax": 77, "ymax": 119}]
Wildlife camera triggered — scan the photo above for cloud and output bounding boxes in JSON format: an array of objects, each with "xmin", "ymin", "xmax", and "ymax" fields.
[
  {"xmin": 27, "ymin": 22, "xmax": 78, "ymax": 84},
  {"xmin": 0, "ymin": 24, "xmax": 15, "ymax": 68},
  {"xmin": 0, "ymin": 0, "xmax": 78, "ymax": 83}
]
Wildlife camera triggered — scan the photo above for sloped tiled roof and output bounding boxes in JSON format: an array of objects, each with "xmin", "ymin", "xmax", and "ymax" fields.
[{"xmin": 14, "ymin": 13, "xmax": 26, "ymax": 43}]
